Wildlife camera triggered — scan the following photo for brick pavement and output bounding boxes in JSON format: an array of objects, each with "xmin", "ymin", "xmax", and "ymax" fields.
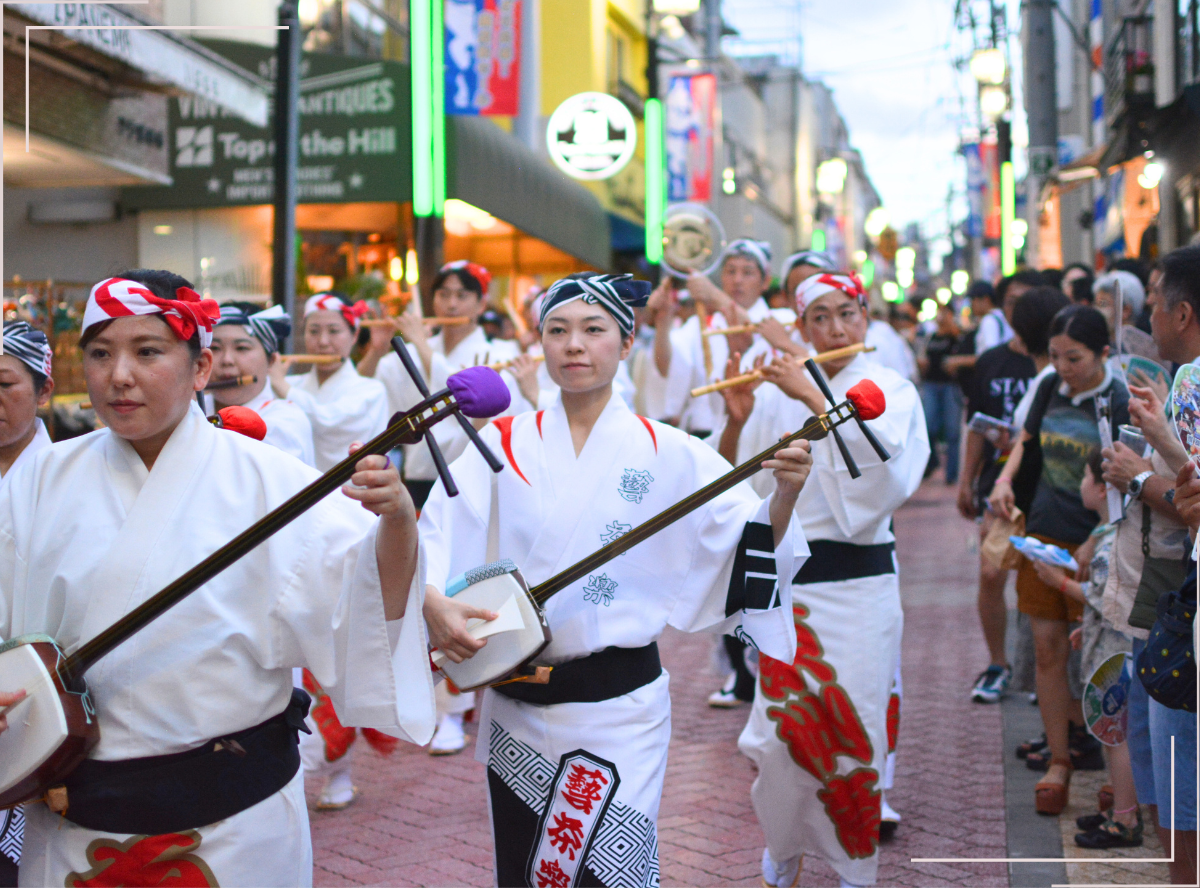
[{"xmin": 310, "ymin": 480, "xmax": 1011, "ymax": 886}]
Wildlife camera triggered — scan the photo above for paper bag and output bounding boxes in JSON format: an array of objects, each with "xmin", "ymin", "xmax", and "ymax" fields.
[{"xmin": 982, "ymin": 507, "xmax": 1025, "ymax": 570}]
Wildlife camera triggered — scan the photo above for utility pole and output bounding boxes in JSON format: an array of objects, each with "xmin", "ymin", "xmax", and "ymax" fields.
[
  {"xmin": 705, "ymin": 0, "xmax": 721, "ymax": 61},
  {"xmin": 272, "ymin": 0, "xmax": 302, "ymax": 348},
  {"xmin": 1024, "ymin": 0, "xmax": 1057, "ymax": 268},
  {"xmin": 513, "ymin": 0, "xmax": 540, "ymax": 151}
]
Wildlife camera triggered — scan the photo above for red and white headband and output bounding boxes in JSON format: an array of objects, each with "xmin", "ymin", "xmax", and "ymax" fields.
[
  {"xmin": 794, "ymin": 272, "xmax": 868, "ymax": 316},
  {"xmin": 304, "ymin": 292, "xmax": 369, "ymax": 329},
  {"xmin": 441, "ymin": 260, "xmax": 492, "ymax": 293},
  {"xmin": 84, "ymin": 277, "xmax": 220, "ymax": 348}
]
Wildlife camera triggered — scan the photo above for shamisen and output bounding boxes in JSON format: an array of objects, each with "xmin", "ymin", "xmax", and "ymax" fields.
[{"xmin": 0, "ymin": 269, "xmax": 434, "ymax": 885}]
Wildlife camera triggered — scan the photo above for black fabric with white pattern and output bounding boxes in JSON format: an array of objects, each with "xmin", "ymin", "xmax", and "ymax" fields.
[
  {"xmin": 725, "ymin": 521, "xmax": 778, "ymax": 616},
  {"xmin": 2, "ymin": 321, "xmax": 51, "ymax": 378},
  {"xmin": 538, "ymin": 274, "xmax": 651, "ymax": 337},
  {"xmin": 217, "ymin": 303, "xmax": 291, "ymax": 355}
]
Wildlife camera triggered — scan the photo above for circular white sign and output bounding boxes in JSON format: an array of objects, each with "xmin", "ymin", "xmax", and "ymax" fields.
[{"xmin": 546, "ymin": 92, "xmax": 637, "ymax": 181}]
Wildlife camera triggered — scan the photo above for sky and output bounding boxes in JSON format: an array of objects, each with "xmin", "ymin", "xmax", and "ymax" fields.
[{"xmin": 723, "ymin": 0, "xmax": 1024, "ymax": 245}]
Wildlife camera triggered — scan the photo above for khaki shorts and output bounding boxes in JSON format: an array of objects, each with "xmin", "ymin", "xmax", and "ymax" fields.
[{"xmin": 1015, "ymin": 533, "xmax": 1085, "ymax": 622}]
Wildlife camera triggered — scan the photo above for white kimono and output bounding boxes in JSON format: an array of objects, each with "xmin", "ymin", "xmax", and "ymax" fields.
[
  {"xmin": 0, "ymin": 419, "xmax": 50, "ymax": 482},
  {"xmin": 375, "ymin": 327, "xmax": 528, "ymax": 483},
  {"xmin": 732, "ymin": 355, "xmax": 928, "ymax": 886},
  {"xmin": 419, "ymin": 393, "xmax": 806, "ymax": 888},
  {"xmin": 285, "ymin": 360, "xmax": 389, "ymax": 471},
  {"xmin": 675, "ymin": 298, "xmax": 797, "ymax": 433},
  {"xmin": 243, "ymin": 382, "xmax": 316, "ymax": 466},
  {"xmin": 0, "ymin": 405, "xmax": 434, "ymax": 886}
]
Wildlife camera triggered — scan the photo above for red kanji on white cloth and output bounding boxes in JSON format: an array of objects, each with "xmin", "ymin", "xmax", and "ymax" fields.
[
  {"xmin": 84, "ymin": 277, "xmax": 220, "ymax": 347},
  {"xmin": 527, "ymin": 752, "xmax": 618, "ymax": 886}
]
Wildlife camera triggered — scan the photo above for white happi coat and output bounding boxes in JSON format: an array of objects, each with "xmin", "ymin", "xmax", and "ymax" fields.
[
  {"xmin": 0, "ymin": 405, "xmax": 434, "ymax": 886},
  {"xmin": 730, "ymin": 355, "xmax": 928, "ymax": 886},
  {"xmin": 375, "ymin": 327, "xmax": 528, "ymax": 483},
  {"xmin": 285, "ymin": 360, "xmax": 389, "ymax": 471},
  {"xmin": 419, "ymin": 392, "xmax": 806, "ymax": 888},
  {"xmin": 242, "ymin": 381, "xmax": 316, "ymax": 466}
]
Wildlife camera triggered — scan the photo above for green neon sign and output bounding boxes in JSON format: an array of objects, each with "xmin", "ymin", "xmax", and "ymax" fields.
[
  {"xmin": 1000, "ymin": 161, "xmax": 1015, "ymax": 276},
  {"xmin": 644, "ymin": 98, "xmax": 664, "ymax": 264}
]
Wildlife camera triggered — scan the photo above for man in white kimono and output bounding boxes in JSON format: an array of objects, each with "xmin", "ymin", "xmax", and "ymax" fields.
[
  {"xmin": 0, "ymin": 272, "xmax": 433, "ymax": 887},
  {"xmin": 720, "ymin": 271, "xmax": 929, "ymax": 888},
  {"xmin": 211, "ymin": 303, "xmax": 314, "ymax": 465},
  {"xmin": 269, "ymin": 292, "xmax": 390, "ymax": 472},
  {"xmin": 419, "ymin": 272, "xmax": 813, "ymax": 888},
  {"xmin": 0, "ymin": 322, "xmax": 55, "ymax": 884}
]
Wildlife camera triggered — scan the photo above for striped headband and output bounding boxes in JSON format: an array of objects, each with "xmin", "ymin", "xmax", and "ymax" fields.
[
  {"xmin": 723, "ymin": 239, "xmax": 773, "ymax": 275},
  {"xmin": 304, "ymin": 293, "xmax": 369, "ymax": 329},
  {"xmin": 794, "ymin": 272, "xmax": 868, "ymax": 316},
  {"xmin": 441, "ymin": 260, "xmax": 492, "ymax": 293},
  {"xmin": 781, "ymin": 250, "xmax": 837, "ymax": 280},
  {"xmin": 218, "ymin": 303, "xmax": 291, "ymax": 355},
  {"xmin": 84, "ymin": 277, "xmax": 220, "ymax": 348},
  {"xmin": 2, "ymin": 321, "xmax": 52, "ymax": 378},
  {"xmin": 538, "ymin": 274, "xmax": 651, "ymax": 337}
]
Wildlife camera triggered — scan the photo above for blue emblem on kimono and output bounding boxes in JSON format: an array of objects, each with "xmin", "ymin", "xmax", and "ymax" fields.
[
  {"xmin": 601, "ymin": 521, "xmax": 632, "ymax": 547},
  {"xmin": 582, "ymin": 573, "xmax": 618, "ymax": 606},
  {"xmin": 617, "ymin": 469, "xmax": 654, "ymax": 504}
]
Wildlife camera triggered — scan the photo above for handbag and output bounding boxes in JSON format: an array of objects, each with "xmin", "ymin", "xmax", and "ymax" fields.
[
  {"xmin": 1136, "ymin": 570, "xmax": 1197, "ymax": 712},
  {"xmin": 1128, "ymin": 493, "xmax": 1190, "ymax": 631},
  {"xmin": 982, "ymin": 506, "xmax": 1025, "ymax": 571}
]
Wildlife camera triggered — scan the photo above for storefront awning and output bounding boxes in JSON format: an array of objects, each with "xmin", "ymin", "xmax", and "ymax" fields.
[
  {"xmin": 448, "ymin": 116, "xmax": 611, "ymax": 270},
  {"xmin": 10, "ymin": 4, "xmax": 269, "ymax": 126}
]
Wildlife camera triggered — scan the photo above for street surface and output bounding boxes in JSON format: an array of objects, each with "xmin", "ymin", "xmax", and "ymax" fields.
[{"xmin": 307, "ymin": 481, "xmax": 1170, "ymax": 887}]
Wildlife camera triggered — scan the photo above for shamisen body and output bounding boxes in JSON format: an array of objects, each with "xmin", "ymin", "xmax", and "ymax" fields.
[
  {"xmin": 0, "ymin": 270, "xmax": 433, "ymax": 887},
  {"xmin": 418, "ymin": 272, "xmax": 814, "ymax": 888},
  {"xmin": 715, "ymin": 271, "xmax": 929, "ymax": 888}
]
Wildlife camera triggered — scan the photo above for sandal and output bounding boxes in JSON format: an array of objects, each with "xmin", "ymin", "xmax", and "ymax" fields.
[
  {"xmin": 1076, "ymin": 812, "xmax": 1107, "ymax": 831},
  {"xmin": 1016, "ymin": 733, "xmax": 1047, "ymax": 760},
  {"xmin": 1075, "ymin": 808, "xmax": 1143, "ymax": 848},
  {"xmin": 1026, "ymin": 725, "xmax": 1105, "ymax": 772},
  {"xmin": 1035, "ymin": 760, "xmax": 1072, "ymax": 816}
]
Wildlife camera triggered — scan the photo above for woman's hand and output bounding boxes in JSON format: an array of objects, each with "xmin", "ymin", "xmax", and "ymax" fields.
[
  {"xmin": 719, "ymin": 352, "xmax": 764, "ymax": 426},
  {"xmin": 394, "ymin": 312, "xmax": 428, "ymax": 347},
  {"xmin": 268, "ymin": 358, "xmax": 290, "ymax": 397},
  {"xmin": 1130, "ymin": 367, "xmax": 1169, "ymax": 405},
  {"xmin": 0, "ymin": 690, "xmax": 26, "ymax": 735},
  {"xmin": 509, "ymin": 354, "xmax": 541, "ymax": 408},
  {"xmin": 957, "ymin": 479, "xmax": 978, "ymax": 520},
  {"xmin": 342, "ymin": 444, "xmax": 412, "ymax": 519},
  {"xmin": 988, "ymin": 477, "xmax": 1016, "ymax": 521},
  {"xmin": 767, "ymin": 439, "xmax": 813, "ymax": 546},
  {"xmin": 1069, "ymin": 626, "xmax": 1083, "ymax": 651},
  {"xmin": 423, "ymin": 587, "xmax": 498, "ymax": 663},
  {"xmin": 760, "ymin": 355, "xmax": 825, "ymax": 414},
  {"xmin": 367, "ymin": 317, "xmax": 398, "ymax": 353},
  {"xmin": 757, "ymin": 316, "xmax": 806, "ymax": 356}
]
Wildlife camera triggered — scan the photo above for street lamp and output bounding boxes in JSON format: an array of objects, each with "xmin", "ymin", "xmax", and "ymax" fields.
[
  {"xmin": 864, "ymin": 207, "xmax": 889, "ymax": 238},
  {"xmin": 816, "ymin": 158, "xmax": 847, "ymax": 195},
  {"xmin": 979, "ymin": 85, "xmax": 1008, "ymax": 120},
  {"xmin": 969, "ymin": 48, "xmax": 1006, "ymax": 85},
  {"xmin": 653, "ymin": 0, "xmax": 701, "ymax": 12}
]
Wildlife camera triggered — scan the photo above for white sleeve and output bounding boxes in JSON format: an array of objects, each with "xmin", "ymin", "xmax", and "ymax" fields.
[
  {"xmin": 975, "ymin": 315, "xmax": 1000, "ymax": 354},
  {"xmin": 286, "ymin": 379, "xmax": 391, "ymax": 457},
  {"xmin": 277, "ymin": 496, "xmax": 435, "ymax": 744},
  {"xmin": 263, "ymin": 406, "xmax": 316, "ymax": 467},
  {"xmin": 811, "ymin": 378, "xmax": 930, "ymax": 539},
  {"xmin": 376, "ymin": 349, "xmax": 452, "ymax": 414}
]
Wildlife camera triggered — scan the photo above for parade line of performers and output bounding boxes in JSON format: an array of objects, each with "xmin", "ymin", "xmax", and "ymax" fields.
[{"xmin": 0, "ymin": 240, "xmax": 927, "ymax": 888}]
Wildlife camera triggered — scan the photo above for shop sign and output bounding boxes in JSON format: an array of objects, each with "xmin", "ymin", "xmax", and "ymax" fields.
[
  {"xmin": 666, "ymin": 74, "xmax": 715, "ymax": 202},
  {"xmin": 123, "ymin": 43, "xmax": 410, "ymax": 209},
  {"xmin": 445, "ymin": 0, "xmax": 521, "ymax": 116},
  {"xmin": 546, "ymin": 92, "xmax": 636, "ymax": 181},
  {"xmin": 10, "ymin": 3, "xmax": 268, "ymax": 126}
]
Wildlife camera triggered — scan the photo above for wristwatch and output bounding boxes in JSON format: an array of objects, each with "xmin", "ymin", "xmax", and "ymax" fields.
[{"xmin": 1128, "ymin": 470, "xmax": 1154, "ymax": 500}]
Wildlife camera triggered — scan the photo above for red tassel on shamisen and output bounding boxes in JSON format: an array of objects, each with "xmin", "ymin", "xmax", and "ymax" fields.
[
  {"xmin": 846, "ymin": 379, "xmax": 886, "ymax": 421},
  {"xmin": 209, "ymin": 406, "xmax": 268, "ymax": 441}
]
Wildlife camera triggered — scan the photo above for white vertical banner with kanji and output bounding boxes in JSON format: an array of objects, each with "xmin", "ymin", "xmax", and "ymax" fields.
[{"xmin": 526, "ymin": 751, "xmax": 620, "ymax": 888}]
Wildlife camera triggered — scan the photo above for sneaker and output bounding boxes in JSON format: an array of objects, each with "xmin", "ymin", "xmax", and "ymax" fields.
[
  {"xmin": 315, "ymin": 761, "xmax": 357, "ymax": 810},
  {"xmin": 879, "ymin": 794, "xmax": 901, "ymax": 841},
  {"xmin": 971, "ymin": 665, "xmax": 1011, "ymax": 703},
  {"xmin": 760, "ymin": 848, "xmax": 801, "ymax": 888},
  {"xmin": 429, "ymin": 712, "xmax": 466, "ymax": 755},
  {"xmin": 708, "ymin": 673, "xmax": 749, "ymax": 708}
]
